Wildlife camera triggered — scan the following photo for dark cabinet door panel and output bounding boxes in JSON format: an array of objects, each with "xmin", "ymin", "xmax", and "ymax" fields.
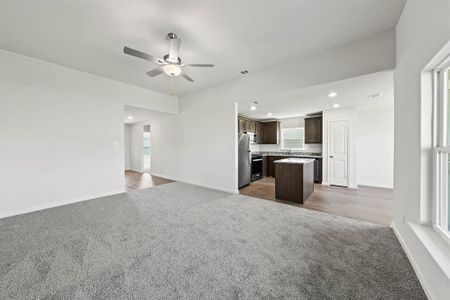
[
  {"xmin": 262, "ymin": 122, "xmax": 279, "ymax": 144},
  {"xmin": 238, "ymin": 118, "xmax": 246, "ymax": 133},
  {"xmin": 305, "ymin": 117, "xmax": 322, "ymax": 144}
]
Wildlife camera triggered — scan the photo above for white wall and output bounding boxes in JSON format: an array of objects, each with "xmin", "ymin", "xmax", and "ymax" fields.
[
  {"xmin": 323, "ymin": 104, "xmax": 394, "ymax": 189},
  {"xmin": 151, "ymin": 92, "xmax": 238, "ymax": 193},
  {"xmin": 129, "ymin": 123, "xmax": 144, "ymax": 172},
  {"xmin": 250, "ymin": 117, "xmax": 323, "ymax": 153},
  {"xmin": 124, "ymin": 124, "xmax": 131, "ymax": 170},
  {"xmin": 357, "ymin": 105, "xmax": 394, "ymax": 188},
  {"xmin": 0, "ymin": 49, "xmax": 177, "ymax": 218},
  {"xmin": 393, "ymin": 0, "xmax": 450, "ymax": 299},
  {"xmin": 151, "ymin": 31, "xmax": 396, "ymax": 193}
]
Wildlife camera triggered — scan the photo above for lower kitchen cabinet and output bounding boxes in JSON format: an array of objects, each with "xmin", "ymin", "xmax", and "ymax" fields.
[
  {"xmin": 266, "ymin": 156, "xmax": 288, "ymax": 177},
  {"xmin": 266, "ymin": 156, "xmax": 322, "ymax": 183},
  {"xmin": 314, "ymin": 158, "xmax": 322, "ymax": 183}
]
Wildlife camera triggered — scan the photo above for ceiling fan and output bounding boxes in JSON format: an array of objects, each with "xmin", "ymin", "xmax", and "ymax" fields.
[{"xmin": 123, "ymin": 32, "xmax": 214, "ymax": 82}]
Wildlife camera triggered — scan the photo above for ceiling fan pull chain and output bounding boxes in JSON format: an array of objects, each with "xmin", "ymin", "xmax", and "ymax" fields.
[{"xmin": 171, "ymin": 76, "xmax": 175, "ymax": 96}]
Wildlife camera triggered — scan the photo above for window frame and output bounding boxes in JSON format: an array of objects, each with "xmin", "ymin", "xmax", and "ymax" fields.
[
  {"xmin": 280, "ymin": 127, "xmax": 305, "ymax": 150},
  {"xmin": 433, "ymin": 57, "xmax": 450, "ymax": 242}
]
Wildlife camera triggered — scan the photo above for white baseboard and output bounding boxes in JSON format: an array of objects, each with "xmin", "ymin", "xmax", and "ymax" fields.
[
  {"xmin": 391, "ymin": 222, "xmax": 433, "ymax": 300},
  {"xmin": 0, "ymin": 189, "xmax": 126, "ymax": 220},
  {"xmin": 151, "ymin": 172, "xmax": 236, "ymax": 194}
]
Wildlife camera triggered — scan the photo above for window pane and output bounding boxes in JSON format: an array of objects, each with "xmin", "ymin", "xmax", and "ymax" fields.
[
  {"xmin": 447, "ymin": 153, "xmax": 450, "ymax": 231},
  {"xmin": 448, "ymin": 69, "xmax": 450, "ymax": 231},
  {"xmin": 282, "ymin": 128, "xmax": 304, "ymax": 149},
  {"xmin": 448, "ymin": 69, "xmax": 450, "ymax": 146},
  {"xmin": 439, "ymin": 151, "xmax": 450, "ymax": 232}
]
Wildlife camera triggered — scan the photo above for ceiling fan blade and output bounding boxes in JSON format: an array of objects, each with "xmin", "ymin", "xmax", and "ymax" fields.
[
  {"xmin": 124, "ymin": 46, "xmax": 163, "ymax": 64},
  {"xmin": 168, "ymin": 38, "xmax": 181, "ymax": 63},
  {"xmin": 146, "ymin": 66, "xmax": 165, "ymax": 77},
  {"xmin": 181, "ymin": 72, "xmax": 194, "ymax": 82},
  {"xmin": 184, "ymin": 63, "xmax": 214, "ymax": 67}
]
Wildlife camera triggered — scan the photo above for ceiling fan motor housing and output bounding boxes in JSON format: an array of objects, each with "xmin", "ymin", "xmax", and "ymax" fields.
[
  {"xmin": 167, "ymin": 32, "xmax": 178, "ymax": 40},
  {"xmin": 163, "ymin": 54, "xmax": 181, "ymax": 65}
]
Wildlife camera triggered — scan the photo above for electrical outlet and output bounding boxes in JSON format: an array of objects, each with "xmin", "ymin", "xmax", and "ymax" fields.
[
  {"xmin": 51, "ymin": 187, "xmax": 57, "ymax": 193},
  {"xmin": 79, "ymin": 183, "xmax": 85, "ymax": 190}
]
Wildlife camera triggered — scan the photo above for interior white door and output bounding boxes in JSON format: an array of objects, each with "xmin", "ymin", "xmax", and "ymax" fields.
[{"xmin": 329, "ymin": 120, "xmax": 348, "ymax": 187}]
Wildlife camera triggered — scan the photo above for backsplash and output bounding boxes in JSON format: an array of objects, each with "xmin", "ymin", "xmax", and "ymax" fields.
[
  {"xmin": 250, "ymin": 143, "xmax": 322, "ymax": 153},
  {"xmin": 252, "ymin": 150, "xmax": 322, "ymax": 158}
]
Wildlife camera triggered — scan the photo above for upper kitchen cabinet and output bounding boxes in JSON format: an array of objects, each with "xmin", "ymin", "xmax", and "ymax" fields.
[
  {"xmin": 305, "ymin": 116, "xmax": 322, "ymax": 144},
  {"xmin": 262, "ymin": 121, "xmax": 280, "ymax": 144},
  {"xmin": 255, "ymin": 122, "xmax": 263, "ymax": 144},
  {"xmin": 237, "ymin": 116, "xmax": 279, "ymax": 144},
  {"xmin": 246, "ymin": 120, "xmax": 256, "ymax": 133},
  {"xmin": 238, "ymin": 117, "xmax": 246, "ymax": 133},
  {"xmin": 238, "ymin": 116, "xmax": 257, "ymax": 134}
]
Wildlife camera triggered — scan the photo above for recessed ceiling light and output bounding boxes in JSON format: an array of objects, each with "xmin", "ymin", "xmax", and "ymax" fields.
[
  {"xmin": 328, "ymin": 92, "xmax": 338, "ymax": 98},
  {"xmin": 127, "ymin": 116, "xmax": 134, "ymax": 120},
  {"xmin": 267, "ymin": 112, "xmax": 273, "ymax": 116},
  {"xmin": 332, "ymin": 103, "xmax": 340, "ymax": 108},
  {"xmin": 249, "ymin": 100, "xmax": 259, "ymax": 111}
]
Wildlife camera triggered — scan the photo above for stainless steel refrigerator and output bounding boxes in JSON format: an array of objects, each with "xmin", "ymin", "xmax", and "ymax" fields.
[{"xmin": 238, "ymin": 133, "xmax": 251, "ymax": 188}]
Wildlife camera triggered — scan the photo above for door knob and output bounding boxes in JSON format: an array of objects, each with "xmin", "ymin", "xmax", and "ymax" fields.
[{"xmin": 329, "ymin": 155, "xmax": 334, "ymax": 158}]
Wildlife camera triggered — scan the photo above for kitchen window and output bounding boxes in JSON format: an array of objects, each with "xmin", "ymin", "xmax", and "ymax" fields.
[
  {"xmin": 281, "ymin": 127, "xmax": 304, "ymax": 150},
  {"xmin": 433, "ymin": 58, "xmax": 450, "ymax": 239}
]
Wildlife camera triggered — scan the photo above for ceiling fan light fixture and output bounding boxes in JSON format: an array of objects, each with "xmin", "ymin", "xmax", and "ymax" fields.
[{"xmin": 163, "ymin": 64, "xmax": 182, "ymax": 77}]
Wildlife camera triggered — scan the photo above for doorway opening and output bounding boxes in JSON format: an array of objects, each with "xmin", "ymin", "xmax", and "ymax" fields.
[
  {"xmin": 143, "ymin": 124, "xmax": 151, "ymax": 172},
  {"xmin": 123, "ymin": 105, "xmax": 174, "ymax": 191}
]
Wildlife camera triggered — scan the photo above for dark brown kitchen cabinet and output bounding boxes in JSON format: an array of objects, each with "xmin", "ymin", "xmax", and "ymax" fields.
[
  {"xmin": 255, "ymin": 122, "xmax": 263, "ymax": 144},
  {"xmin": 266, "ymin": 156, "xmax": 288, "ymax": 177},
  {"xmin": 237, "ymin": 116, "xmax": 279, "ymax": 145},
  {"xmin": 238, "ymin": 118, "xmax": 246, "ymax": 133},
  {"xmin": 238, "ymin": 117, "xmax": 257, "ymax": 134},
  {"xmin": 247, "ymin": 120, "xmax": 256, "ymax": 133},
  {"xmin": 262, "ymin": 121, "xmax": 279, "ymax": 144},
  {"xmin": 314, "ymin": 158, "xmax": 322, "ymax": 183},
  {"xmin": 266, "ymin": 155, "xmax": 322, "ymax": 183},
  {"xmin": 305, "ymin": 117, "xmax": 322, "ymax": 144}
]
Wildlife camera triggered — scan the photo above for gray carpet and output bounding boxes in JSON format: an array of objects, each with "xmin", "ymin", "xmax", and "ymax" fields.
[{"xmin": 0, "ymin": 182, "xmax": 425, "ymax": 299}]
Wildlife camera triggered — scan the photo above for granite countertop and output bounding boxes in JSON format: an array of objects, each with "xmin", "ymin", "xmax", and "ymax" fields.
[
  {"xmin": 252, "ymin": 151, "xmax": 322, "ymax": 159},
  {"xmin": 273, "ymin": 158, "xmax": 315, "ymax": 164}
]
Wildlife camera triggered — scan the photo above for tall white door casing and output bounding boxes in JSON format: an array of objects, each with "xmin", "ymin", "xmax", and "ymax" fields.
[{"xmin": 329, "ymin": 120, "xmax": 349, "ymax": 186}]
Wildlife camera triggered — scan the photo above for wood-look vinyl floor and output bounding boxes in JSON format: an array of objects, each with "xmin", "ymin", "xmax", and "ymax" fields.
[
  {"xmin": 125, "ymin": 170, "xmax": 174, "ymax": 192},
  {"xmin": 239, "ymin": 177, "xmax": 393, "ymax": 226}
]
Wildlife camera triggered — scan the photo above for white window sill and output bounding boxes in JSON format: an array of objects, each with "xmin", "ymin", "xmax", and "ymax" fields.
[{"xmin": 409, "ymin": 222, "xmax": 450, "ymax": 279}]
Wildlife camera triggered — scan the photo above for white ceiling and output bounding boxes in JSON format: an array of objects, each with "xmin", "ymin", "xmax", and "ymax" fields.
[
  {"xmin": 0, "ymin": 0, "xmax": 405, "ymax": 96},
  {"xmin": 238, "ymin": 70, "xmax": 394, "ymax": 119},
  {"xmin": 124, "ymin": 105, "xmax": 172, "ymax": 124}
]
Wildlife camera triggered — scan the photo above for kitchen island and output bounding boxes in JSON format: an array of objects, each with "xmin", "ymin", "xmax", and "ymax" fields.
[{"xmin": 274, "ymin": 158, "xmax": 315, "ymax": 204}]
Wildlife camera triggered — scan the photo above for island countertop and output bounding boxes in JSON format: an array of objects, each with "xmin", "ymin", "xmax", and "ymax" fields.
[{"xmin": 274, "ymin": 158, "xmax": 315, "ymax": 165}]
